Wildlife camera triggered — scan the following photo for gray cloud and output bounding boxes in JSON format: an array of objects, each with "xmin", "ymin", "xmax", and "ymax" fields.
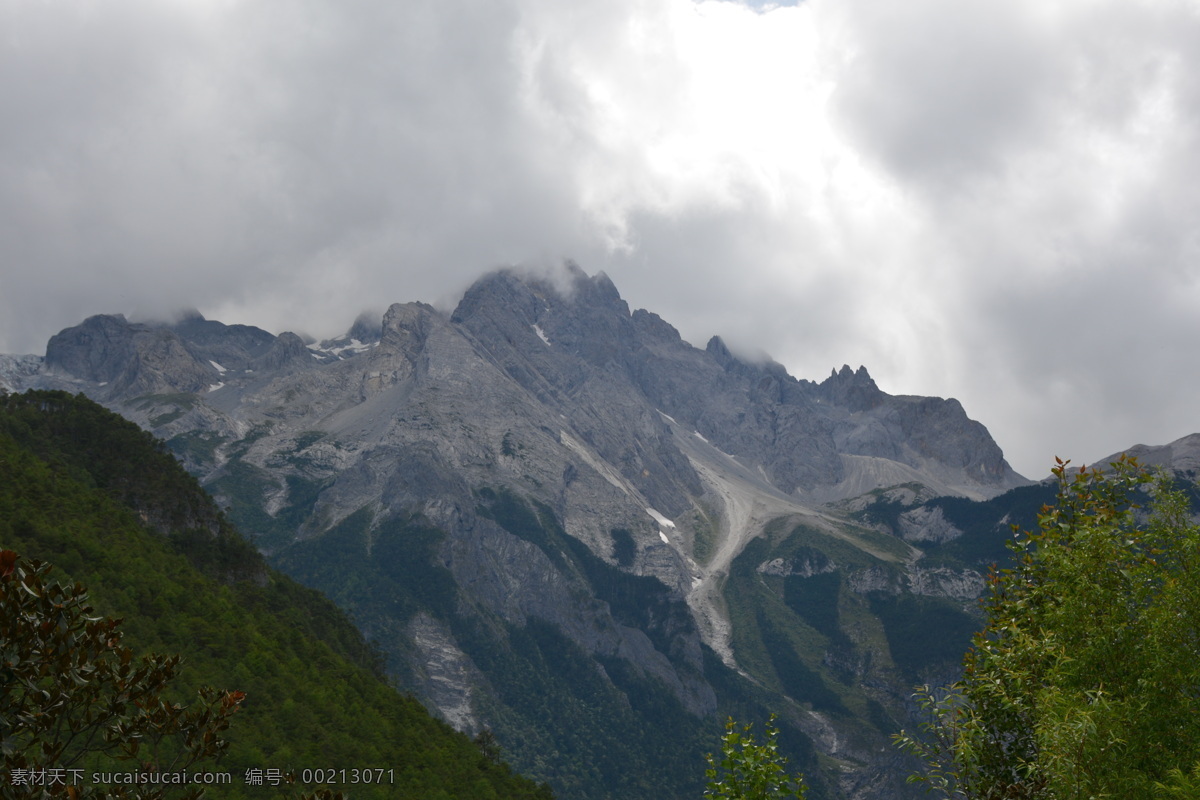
[{"xmin": 2, "ymin": 0, "xmax": 1198, "ymax": 478}]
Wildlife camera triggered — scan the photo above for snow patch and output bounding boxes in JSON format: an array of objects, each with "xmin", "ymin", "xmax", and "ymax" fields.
[
  {"xmin": 209, "ymin": 360, "xmax": 227, "ymax": 374},
  {"xmin": 532, "ymin": 324, "xmax": 551, "ymax": 346},
  {"xmin": 207, "ymin": 382, "xmax": 225, "ymax": 392},
  {"xmin": 646, "ymin": 508, "xmax": 676, "ymax": 529},
  {"xmin": 693, "ymin": 431, "xmax": 709, "ymax": 443},
  {"xmin": 657, "ymin": 411, "xmax": 678, "ymax": 425},
  {"xmin": 310, "ymin": 338, "xmax": 377, "ymax": 359},
  {"xmin": 659, "ymin": 531, "xmax": 670, "ymax": 544}
]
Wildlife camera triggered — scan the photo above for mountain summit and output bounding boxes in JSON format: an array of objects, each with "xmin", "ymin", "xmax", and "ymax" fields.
[{"xmin": 6, "ymin": 266, "xmax": 1029, "ymax": 799}]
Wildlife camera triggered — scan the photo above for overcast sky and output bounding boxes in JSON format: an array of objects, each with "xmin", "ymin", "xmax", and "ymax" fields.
[{"xmin": 3, "ymin": 0, "xmax": 1198, "ymax": 479}]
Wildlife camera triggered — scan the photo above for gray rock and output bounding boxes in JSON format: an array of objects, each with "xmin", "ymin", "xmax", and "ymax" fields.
[
  {"xmin": 407, "ymin": 612, "xmax": 485, "ymax": 734},
  {"xmin": 251, "ymin": 331, "xmax": 315, "ymax": 373},
  {"xmin": 0, "ymin": 354, "xmax": 42, "ymax": 392},
  {"xmin": 1087, "ymin": 433, "xmax": 1200, "ymax": 477},
  {"xmin": 897, "ymin": 506, "xmax": 963, "ymax": 544},
  {"xmin": 170, "ymin": 311, "xmax": 277, "ymax": 371},
  {"xmin": 907, "ymin": 567, "xmax": 986, "ymax": 600}
]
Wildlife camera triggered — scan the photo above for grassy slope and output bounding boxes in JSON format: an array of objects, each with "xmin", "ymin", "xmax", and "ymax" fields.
[{"xmin": 719, "ymin": 515, "xmax": 993, "ymax": 795}]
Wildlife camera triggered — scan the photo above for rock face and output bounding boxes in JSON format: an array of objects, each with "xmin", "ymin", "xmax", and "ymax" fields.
[
  {"xmin": 10, "ymin": 265, "xmax": 1034, "ymax": 800},
  {"xmin": 897, "ymin": 506, "xmax": 964, "ymax": 544},
  {"xmin": 1090, "ymin": 433, "xmax": 1200, "ymax": 477},
  {"xmin": 169, "ymin": 311, "xmax": 278, "ymax": 369},
  {"xmin": 42, "ymin": 312, "xmax": 286, "ymax": 396},
  {"xmin": 0, "ymin": 353, "xmax": 42, "ymax": 392},
  {"xmin": 449, "ymin": 267, "xmax": 1023, "ymax": 503},
  {"xmin": 45, "ymin": 314, "xmax": 215, "ymax": 395}
]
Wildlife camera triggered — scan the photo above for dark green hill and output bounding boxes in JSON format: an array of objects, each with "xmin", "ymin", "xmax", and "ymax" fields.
[{"xmin": 0, "ymin": 389, "xmax": 553, "ymax": 800}]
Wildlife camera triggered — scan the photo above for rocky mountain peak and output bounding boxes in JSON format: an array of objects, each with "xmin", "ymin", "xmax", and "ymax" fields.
[
  {"xmin": 1089, "ymin": 432, "xmax": 1200, "ymax": 477},
  {"xmin": 704, "ymin": 335, "xmax": 735, "ymax": 367},
  {"xmin": 630, "ymin": 308, "xmax": 682, "ymax": 345},
  {"xmin": 451, "ymin": 270, "xmax": 546, "ymax": 329},
  {"xmin": 381, "ymin": 302, "xmax": 436, "ymax": 352},
  {"xmin": 819, "ymin": 364, "xmax": 884, "ymax": 412},
  {"xmin": 45, "ymin": 314, "xmax": 218, "ymax": 395},
  {"xmin": 28, "ymin": 267, "xmax": 1026, "ymax": 506},
  {"xmin": 45, "ymin": 313, "xmax": 140, "ymax": 383},
  {"xmin": 457, "ymin": 266, "xmax": 632, "ymax": 327},
  {"xmin": 571, "ymin": 268, "xmax": 627, "ymax": 315},
  {"xmin": 253, "ymin": 331, "xmax": 314, "ymax": 373},
  {"xmin": 453, "ymin": 268, "xmax": 638, "ymax": 374},
  {"xmin": 347, "ymin": 312, "xmax": 383, "ymax": 345},
  {"xmin": 170, "ymin": 314, "xmax": 277, "ymax": 371}
]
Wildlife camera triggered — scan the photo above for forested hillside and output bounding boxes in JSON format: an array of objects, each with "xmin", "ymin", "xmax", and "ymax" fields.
[{"xmin": 0, "ymin": 389, "xmax": 553, "ymax": 800}]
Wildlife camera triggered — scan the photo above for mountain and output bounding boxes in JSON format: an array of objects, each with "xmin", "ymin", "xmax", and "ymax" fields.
[
  {"xmin": 1090, "ymin": 432, "xmax": 1200, "ymax": 477},
  {"xmin": 5, "ymin": 265, "xmax": 1032, "ymax": 799},
  {"xmin": 0, "ymin": 389, "xmax": 553, "ymax": 799}
]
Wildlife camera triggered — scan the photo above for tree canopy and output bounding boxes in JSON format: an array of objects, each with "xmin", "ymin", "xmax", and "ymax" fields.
[
  {"xmin": 896, "ymin": 456, "xmax": 1200, "ymax": 798},
  {"xmin": 0, "ymin": 549, "xmax": 243, "ymax": 799},
  {"xmin": 704, "ymin": 716, "xmax": 807, "ymax": 800}
]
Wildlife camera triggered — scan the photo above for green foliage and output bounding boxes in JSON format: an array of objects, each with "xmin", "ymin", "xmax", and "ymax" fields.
[
  {"xmin": 453, "ymin": 491, "xmax": 719, "ymax": 798},
  {"xmin": 724, "ymin": 532, "xmax": 860, "ymax": 717},
  {"xmin": 754, "ymin": 612, "xmax": 847, "ymax": 715},
  {"xmin": 781, "ymin": 571, "xmax": 841, "ymax": 641},
  {"xmin": 895, "ymin": 457, "xmax": 1200, "ymax": 799},
  {"xmin": 447, "ymin": 613, "xmax": 713, "ymax": 799},
  {"xmin": 270, "ymin": 505, "xmax": 466, "ymax": 686},
  {"xmin": 500, "ymin": 432, "xmax": 521, "ymax": 458},
  {"xmin": 704, "ymin": 717, "xmax": 807, "ymax": 800},
  {"xmin": 917, "ymin": 483, "xmax": 1058, "ymax": 571},
  {"xmin": 166, "ymin": 432, "xmax": 228, "ymax": 470},
  {"xmin": 610, "ymin": 528, "xmax": 636, "ymax": 568},
  {"xmin": 0, "ymin": 550, "xmax": 243, "ymax": 799},
  {"xmin": 206, "ymin": 462, "xmax": 330, "ymax": 555},
  {"xmin": 867, "ymin": 595, "xmax": 979, "ymax": 680},
  {"xmin": 1, "ymin": 392, "xmax": 179, "ymax": 513},
  {"xmin": 0, "ymin": 390, "xmax": 264, "ymax": 585},
  {"xmin": 689, "ymin": 506, "xmax": 720, "ymax": 567},
  {"xmin": 0, "ymin": 390, "xmax": 553, "ymax": 800},
  {"xmin": 1157, "ymin": 762, "xmax": 1200, "ymax": 799}
]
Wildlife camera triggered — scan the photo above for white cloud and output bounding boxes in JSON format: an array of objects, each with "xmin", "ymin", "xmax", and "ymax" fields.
[{"xmin": 2, "ymin": 0, "xmax": 1199, "ymax": 478}]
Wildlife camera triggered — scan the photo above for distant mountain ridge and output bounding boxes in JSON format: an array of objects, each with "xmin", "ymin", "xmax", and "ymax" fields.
[
  {"xmin": 20, "ymin": 266, "xmax": 1026, "ymax": 496},
  {"xmin": 1090, "ymin": 432, "xmax": 1200, "ymax": 476},
  {"xmin": 5, "ymin": 265, "xmax": 1043, "ymax": 799}
]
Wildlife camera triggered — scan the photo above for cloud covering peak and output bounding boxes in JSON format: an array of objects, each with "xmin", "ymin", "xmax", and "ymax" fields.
[{"xmin": 2, "ymin": 0, "xmax": 1199, "ymax": 477}]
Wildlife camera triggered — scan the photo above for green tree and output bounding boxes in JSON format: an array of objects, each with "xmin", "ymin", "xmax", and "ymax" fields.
[
  {"xmin": 0, "ymin": 550, "xmax": 243, "ymax": 799},
  {"xmin": 703, "ymin": 716, "xmax": 807, "ymax": 800},
  {"xmin": 895, "ymin": 456, "xmax": 1200, "ymax": 799}
]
